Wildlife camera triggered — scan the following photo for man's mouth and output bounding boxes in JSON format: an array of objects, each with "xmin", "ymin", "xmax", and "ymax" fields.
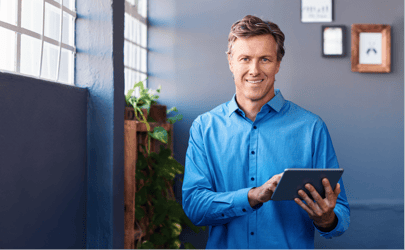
[{"xmin": 246, "ymin": 79, "xmax": 264, "ymax": 83}]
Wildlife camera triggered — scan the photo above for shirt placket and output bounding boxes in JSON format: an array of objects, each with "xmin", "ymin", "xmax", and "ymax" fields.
[{"xmin": 248, "ymin": 123, "xmax": 258, "ymax": 249}]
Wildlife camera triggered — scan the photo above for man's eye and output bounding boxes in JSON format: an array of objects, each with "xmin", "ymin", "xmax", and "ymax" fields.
[
  {"xmin": 262, "ymin": 58, "xmax": 269, "ymax": 62},
  {"xmin": 241, "ymin": 58, "xmax": 249, "ymax": 61}
]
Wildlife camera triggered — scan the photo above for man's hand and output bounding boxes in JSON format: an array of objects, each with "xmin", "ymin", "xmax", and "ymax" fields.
[
  {"xmin": 294, "ymin": 178, "xmax": 340, "ymax": 229},
  {"xmin": 248, "ymin": 173, "xmax": 283, "ymax": 207}
]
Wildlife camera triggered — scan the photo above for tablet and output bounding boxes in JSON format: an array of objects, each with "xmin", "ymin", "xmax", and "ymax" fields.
[{"xmin": 270, "ymin": 168, "xmax": 344, "ymax": 201}]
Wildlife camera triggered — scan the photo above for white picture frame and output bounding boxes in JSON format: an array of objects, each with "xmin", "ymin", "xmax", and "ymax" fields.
[{"xmin": 301, "ymin": 0, "xmax": 333, "ymax": 23}]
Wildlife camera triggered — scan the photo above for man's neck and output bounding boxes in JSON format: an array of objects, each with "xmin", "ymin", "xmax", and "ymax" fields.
[{"xmin": 236, "ymin": 93, "xmax": 275, "ymax": 122}]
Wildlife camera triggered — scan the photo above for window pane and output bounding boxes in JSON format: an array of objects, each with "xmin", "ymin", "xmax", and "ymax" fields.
[
  {"xmin": 41, "ymin": 42, "xmax": 59, "ymax": 80},
  {"xmin": 140, "ymin": 48, "xmax": 147, "ymax": 73},
  {"xmin": 21, "ymin": 0, "xmax": 43, "ymax": 35},
  {"xmin": 135, "ymin": 18, "xmax": 140, "ymax": 45},
  {"xmin": 44, "ymin": 2, "xmax": 61, "ymax": 41},
  {"xmin": 136, "ymin": 45, "xmax": 141, "ymax": 71},
  {"xmin": 62, "ymin": 12, "xmax": 74, "ymax": 46},
  {"xmin": 63, "ymin": 0, "xmax": 75, "ymax": 11},
  {"xmin": 140, "ymin": 23, "xmax": 147, "ymax": 48},
  {"xmin": 0, "ymin": 0, "xmax": 17, "ymax": 25},
  {"xmin": 138, "ymin": 0, "xmax": 147, "ymax": 18},
  {"xmin": 124, "ymin": 13, "xmax": 130, "ymax": 40},
  {"xmin": 58, "ymin": 48, "xmax": 73, "ymax": 84},
  {"xmin": 20, "ymin": 35, "xmax": 41, "ymax": 76},
  {"xmin": 0, "ymin": 27, "xmax": 15, "ymax": 72},
  {"xmin": 132, "ymin": 43, "xmax": 137, "ymax": 70}
]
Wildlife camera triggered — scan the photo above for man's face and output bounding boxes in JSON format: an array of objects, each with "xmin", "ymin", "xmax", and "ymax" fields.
[{"xmin": 228, "ymin": 34, "xmax": 280, "ymax": 104}]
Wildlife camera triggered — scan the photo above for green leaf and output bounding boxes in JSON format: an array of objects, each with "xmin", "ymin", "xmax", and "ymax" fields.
[
  {"xmin": 159, "ymin": 147, "xmax": 172, "ymax": 159},
  {"xmin": 148, "ymin": 126, "xmax": 168, "ymax": 144},
  {"xmin": 125, "ymin": 88, "xmax": 135, "ymax": 106},
  {"xmin": 167, "ymin": 114, "xmax": 183, "ymax": 124},
  {"xmin": 136, "ymin": 153, "xmax": 147, "ymax": 170},
  {"xmin": 150, "ymin": 233, "xmax": 168, "ymax": 246},
  {"xmin": 135, "ymin": 206, "xmax": 145, "ymax": 220},
  {"xmin": 153, "ymin": 212, "xmax": 167, "ymax": 226},
  {"xmin": 184, "ymin": 242, "xmax": 196, "ymax": 249},
  {"xmin": 134, "ymin": 81, "xmax": 144, "ymax": 91},
  {"xmin": 135, "ymin": 186, "xmax": 147, "ymax": 205},
  {"xmin": 166, "ymin": 107, "xmax": 178, "ymax": 115},
  {"xmin": 140, "ymin": 241, "xmax": 154, "ymax": 249}
]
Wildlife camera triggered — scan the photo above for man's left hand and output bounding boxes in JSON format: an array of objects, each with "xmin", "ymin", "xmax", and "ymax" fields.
[{"xmin": 294, "ymin": 178, "xmax": 340, "ymax": 229}]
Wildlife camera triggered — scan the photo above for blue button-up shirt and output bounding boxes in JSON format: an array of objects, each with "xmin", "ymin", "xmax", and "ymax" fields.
[{"xmin": 182, "ymin": 89, "xmax": 350, "ymax": 249}]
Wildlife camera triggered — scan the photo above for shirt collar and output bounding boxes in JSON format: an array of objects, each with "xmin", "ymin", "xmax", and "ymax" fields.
[{"xmin": 228, "ymin": 89, "xmax": 286, "ymax": 117}]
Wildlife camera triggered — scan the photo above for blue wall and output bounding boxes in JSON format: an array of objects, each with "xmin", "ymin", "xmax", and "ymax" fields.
[
  {"xmin": 76, "ymin": 0, "xmax": 125, "ymax": 248},
  {"xmin": 148, "ymin": 0, "xmax": 404, "ymax": 248}
]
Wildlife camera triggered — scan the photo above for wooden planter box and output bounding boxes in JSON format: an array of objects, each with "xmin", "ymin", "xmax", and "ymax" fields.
[
  {"xmin": 125, "ymin": 104, "xmax": 167, "ymax": 123},
  {"xmin": 124, "ymin": 120, "xmax": 173, "ymax": 249}
]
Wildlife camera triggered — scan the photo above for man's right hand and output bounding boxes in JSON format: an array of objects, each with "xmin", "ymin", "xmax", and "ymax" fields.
[{"xmin": 248, "ymin": 173, "xmax": 283, "ymax": 207}]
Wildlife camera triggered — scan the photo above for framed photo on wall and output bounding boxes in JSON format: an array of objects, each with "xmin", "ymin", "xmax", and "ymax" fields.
[
  {"xmin": 301, "ymin": 0, "xmax": 333, "ymax": 23},
  {"xmin": 351, "ymin": 24, "xmax": 391, "ymax": 73},
  {"xmin": 322, "ymin": 25, "xmax": 346, "ymax": 57}
]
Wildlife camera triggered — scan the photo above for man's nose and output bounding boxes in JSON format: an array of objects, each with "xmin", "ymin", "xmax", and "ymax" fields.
[{"xmin": 249, "ymin": 61, "xmax": 260, "ymax": 75}]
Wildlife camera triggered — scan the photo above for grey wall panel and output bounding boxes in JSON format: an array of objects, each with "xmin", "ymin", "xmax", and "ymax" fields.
[{"xmin": 0, "ymin": 73, "xmax": 87, "ymax": 248}]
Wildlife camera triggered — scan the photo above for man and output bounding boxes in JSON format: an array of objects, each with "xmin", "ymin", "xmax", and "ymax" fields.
[{"xmin": 182, "ymin": 15, "xmax": 350, "ymax": 249}]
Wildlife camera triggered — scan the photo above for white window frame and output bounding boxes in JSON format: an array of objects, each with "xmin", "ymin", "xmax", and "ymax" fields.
[
  {"xmin": 0, "ymin": 0, "xmax": 76, "ymax": 84},
  {"xmin": 124, "ymin": 0, "xmax": 148, "ymax": 94}
]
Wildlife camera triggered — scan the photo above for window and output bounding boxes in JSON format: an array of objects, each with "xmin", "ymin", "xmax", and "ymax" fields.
[
  {"xmin": 0, "ymin": 0, "xmax": 76, "ymax": 85},
  {"xmin": 124, "ymin": 0, "xmax": 148, "ymax": 95}
]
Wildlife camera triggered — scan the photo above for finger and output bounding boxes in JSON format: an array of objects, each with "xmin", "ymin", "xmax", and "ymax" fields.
[
  {"xmin": 334, "ymin": 183, "xmax": 341, "ymax": 197},
  {"xmin": 294, "ymin": 197, "xmax": 314, "ymax": 216},
  {"xmin": 298, "ymin": 189, "xmax": 320, "ymax": 213},
  {"xmin": 322, "ymin": 178, "xmax": 335, "ymax": 201},
  {"xmin": 305, "ymin": 184, "xmax": 328, "ymax": 212}
]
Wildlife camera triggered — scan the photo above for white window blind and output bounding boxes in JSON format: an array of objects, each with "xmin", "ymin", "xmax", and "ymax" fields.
[
  {"xmin": 124, "ymin": 0, "xmax": 148, "ymax": 95},
  {"xmin": 0, "ymin": 0, "xmax": 76, "ymax": 85}
]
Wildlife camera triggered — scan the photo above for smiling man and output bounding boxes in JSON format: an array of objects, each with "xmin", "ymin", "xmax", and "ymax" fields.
[{"xmin": 182, "ymin": 15, "xmax": 350, "ymax": 249}]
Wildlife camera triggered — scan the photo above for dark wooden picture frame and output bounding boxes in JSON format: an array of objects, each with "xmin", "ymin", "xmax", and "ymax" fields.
[
  {"xmin": 351, "ymin": 24, "xmax": 391, "ymax": 73},
  {"xmin": 322, "ymin": 25, "xmax": 346, "ymax": 57}
]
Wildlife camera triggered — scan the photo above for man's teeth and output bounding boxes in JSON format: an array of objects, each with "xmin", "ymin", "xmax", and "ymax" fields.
[{"xmin": 246, "ymin": 80, "xmax": 263, "ymax": 83}]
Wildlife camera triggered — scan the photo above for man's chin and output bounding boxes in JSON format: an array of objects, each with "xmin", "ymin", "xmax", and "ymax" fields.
[{"xmin": 245, "ymin": 92, "xmax": 274, "ymax": 102}]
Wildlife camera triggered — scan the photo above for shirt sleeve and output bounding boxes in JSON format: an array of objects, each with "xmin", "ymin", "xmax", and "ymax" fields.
[
  {"xmin": 312, "ymin": 119, "xmax": 350, "ymax": 239},
  {"xmin": 182, "ymin": 119, "xmax": 261, "ymax": 227}
]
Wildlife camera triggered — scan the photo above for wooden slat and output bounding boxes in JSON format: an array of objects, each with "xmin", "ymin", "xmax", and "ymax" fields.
[
  {"xmin": 124, "ymin": 121, "xmax": 137, "ymax": 249},
  {"xmin": 124, "ymin": 120, "xmax": 174, "ymax": 248}
]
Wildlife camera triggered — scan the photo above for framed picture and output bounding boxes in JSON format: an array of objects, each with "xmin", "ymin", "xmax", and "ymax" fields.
[
  {"xmin": 351, "ymin": 24, "xmax": 391, "ymax": 73},
  {"xmin": 322, "ymin": 25, "xmax": 345, "ymax": 57},
  {"xmin": 301, "ymin": 0, "xmax": 333, "ymax": 23}
]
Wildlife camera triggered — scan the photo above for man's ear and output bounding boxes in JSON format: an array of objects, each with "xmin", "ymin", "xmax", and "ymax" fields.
[
  {"xmin": 275, "ymin": 61, "xmax": 281, "ymax": 74},
  {"xmin": 227, "ymin": 54, "xmax": 234, "ymax": 73}
]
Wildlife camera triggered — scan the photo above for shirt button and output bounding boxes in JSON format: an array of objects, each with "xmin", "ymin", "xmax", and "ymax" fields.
[
  {"xmin": 221, "ymin": 213, "xmax": 224, "ymax": 217},
  {"xmin": 253, "ymin": 126, "xmax": 257, "ymax": 129},
  {"xmin": 242, "ymin": 208, "xmax": 246, "ymax": 212},
  {"xmin": 251, "ymin": 151, "xmax": 255, "ymax": 155},
  {"xmin": 251, "ymin": 232, "xmax": 254, "ymax": 235},
  {"xmin": 251, "ymin": 177, "xmax": 255, "ymax": 181}
]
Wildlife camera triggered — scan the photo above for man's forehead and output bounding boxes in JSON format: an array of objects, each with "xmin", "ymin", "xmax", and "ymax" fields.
[{"xmin": 232, "ymin": 35, "xmax": 277, "ymax": 56}]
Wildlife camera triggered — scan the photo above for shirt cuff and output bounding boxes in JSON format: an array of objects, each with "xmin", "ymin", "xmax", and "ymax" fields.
[
  {"xmin": 232, "ymin": 187, "xmax": 262, "ymax": 216},
  {"xmin": 314, "ymin": 213, "xmax": 342, "ymax": 239}
]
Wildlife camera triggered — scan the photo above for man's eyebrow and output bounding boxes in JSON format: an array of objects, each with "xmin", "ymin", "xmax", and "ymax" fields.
[{"xmin": 238, "ymin": 54, "xmax": 275, "ymax": 58}]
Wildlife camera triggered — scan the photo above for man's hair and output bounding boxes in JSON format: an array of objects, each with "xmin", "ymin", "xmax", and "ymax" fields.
[{"xmin": 226, "ymin": 15, "xmax": 285, "ymax": 62}]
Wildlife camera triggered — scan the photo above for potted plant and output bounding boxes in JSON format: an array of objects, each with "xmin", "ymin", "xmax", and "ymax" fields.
[
  {"xmin": 126, "ymin": 81, "xmax": 205, "ymax": 248},
  {"xmin": 125, "ymin": 81, "xmax": 167, "ymax": 123}
]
